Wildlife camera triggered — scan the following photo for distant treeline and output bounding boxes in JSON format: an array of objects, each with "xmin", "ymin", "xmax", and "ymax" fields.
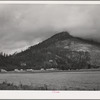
[{"xmin": 0, "ymin": 50, "xmax": 99, "ymax": 71}]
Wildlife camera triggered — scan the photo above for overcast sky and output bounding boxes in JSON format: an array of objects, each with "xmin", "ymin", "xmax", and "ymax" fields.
[{"xmin": 0, "ymin": 4, "xmax": 100, "ymax": 54}]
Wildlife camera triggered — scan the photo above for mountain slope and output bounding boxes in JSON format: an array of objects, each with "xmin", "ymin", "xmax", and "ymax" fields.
[{"xmin": 11, "ymin": 31, "xmax": 100, "ymax": 70}]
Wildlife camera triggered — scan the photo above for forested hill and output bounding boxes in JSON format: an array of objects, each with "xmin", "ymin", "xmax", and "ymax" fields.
[
  {"xmin": 15, "ymin": 31, "xmax": 100, "ymax": 56},
  {"xmin": 1, "ymin": 31, "xmax": 100, "ymax": 71}
]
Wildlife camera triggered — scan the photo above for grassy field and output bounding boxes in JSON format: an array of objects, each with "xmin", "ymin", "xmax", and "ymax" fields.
[{"xmin": 0, "ymin": 71, "xmax": 100, "ymax": 90}]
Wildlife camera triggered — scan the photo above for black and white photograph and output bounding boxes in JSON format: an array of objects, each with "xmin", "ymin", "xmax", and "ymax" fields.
[{"xmin": 0, "ymin": 3, "xmax": 100, "ymax": 91}]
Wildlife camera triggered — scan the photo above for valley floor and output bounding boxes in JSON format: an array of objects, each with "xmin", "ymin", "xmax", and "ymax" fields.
[{"xmin": 0, "ymin": 70, "xmax": 100, "ymax": 90}]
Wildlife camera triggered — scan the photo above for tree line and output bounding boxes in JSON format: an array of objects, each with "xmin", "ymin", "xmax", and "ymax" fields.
[{"xmin": 0, "ymin": 49, "xmax": 99, "ymax": 71}]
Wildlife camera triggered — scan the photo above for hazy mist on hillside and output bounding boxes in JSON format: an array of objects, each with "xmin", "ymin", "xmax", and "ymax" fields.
[{"xmin": 0, "ymin": 4, "xmax": 100, "ymax": 54}]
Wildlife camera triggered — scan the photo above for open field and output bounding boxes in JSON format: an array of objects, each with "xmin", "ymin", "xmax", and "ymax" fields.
[{"xmin": 0, "ymin": 71, "xmax": 100, "ymax": 90}]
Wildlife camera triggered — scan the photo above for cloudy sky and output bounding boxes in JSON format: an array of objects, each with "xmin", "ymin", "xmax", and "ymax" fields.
[{"xmin": 0, "ymin": 4, "xmax": 100, "ymax": 54}]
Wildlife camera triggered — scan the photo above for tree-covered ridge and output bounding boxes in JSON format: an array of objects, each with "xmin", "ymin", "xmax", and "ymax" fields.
[{"xmin": 0, "ymin": 31, "xmax": 100, "ymax": 71}]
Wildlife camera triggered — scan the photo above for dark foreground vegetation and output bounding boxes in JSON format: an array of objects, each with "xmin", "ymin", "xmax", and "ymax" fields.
[
  {"xmin": 0, "ymin": 80, "xmax": 99, "ymax": 90},
  {"xmin": 0, "ymin": 81, "xmax": 48, "ymax": 90}
]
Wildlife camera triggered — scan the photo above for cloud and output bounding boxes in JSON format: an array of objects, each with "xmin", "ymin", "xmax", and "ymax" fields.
[{"xmin": 0, "ymin": 4, "xmax": 100, "ymax": 54}]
